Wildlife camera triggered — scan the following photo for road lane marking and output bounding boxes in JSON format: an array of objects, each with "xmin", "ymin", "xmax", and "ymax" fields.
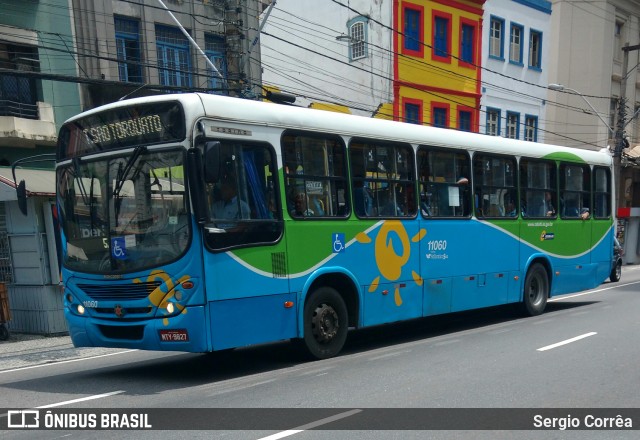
[
  {"xmin": 537, "ymin": 332, "xmax": 597, "ymax": 352},
  {"xmin": 0, "ymin": 350, "xmax": 137, "ymax": 375},
  {"xmin": 256, "ymin": 409, "xmax": 362, "ymax": 440},
  {"xmin": 549, "ymin": 280, "xmax": 640, "ymax": 302},
  {"xmin": 36, "ymin": 390, "xmax": 125, "ymax": 408}
]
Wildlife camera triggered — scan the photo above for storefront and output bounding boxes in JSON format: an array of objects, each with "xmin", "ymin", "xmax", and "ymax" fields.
[{"xmin": 0, "ymin": 167, "xmax": 66, "ymax": 335}]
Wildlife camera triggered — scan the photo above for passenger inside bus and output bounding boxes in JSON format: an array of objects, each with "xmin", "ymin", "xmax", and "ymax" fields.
[
  {"xmin": 212, "ymin": 176, "xmax": 250, "ymax": 219},
  {"xmin": 290, "ymin": 189, "xmax": 314, "ymax": 217}
]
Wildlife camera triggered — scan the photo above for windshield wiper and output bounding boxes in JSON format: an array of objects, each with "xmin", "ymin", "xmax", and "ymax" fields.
[{"xmin": 113, "ymin": 146, "xmax": 147, "ymax": 226}]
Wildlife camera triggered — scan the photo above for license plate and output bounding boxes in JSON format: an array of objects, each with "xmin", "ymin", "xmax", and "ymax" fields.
[{"xmin": 159, "ymin": 329, "xmax": 189, "ymax": 342}]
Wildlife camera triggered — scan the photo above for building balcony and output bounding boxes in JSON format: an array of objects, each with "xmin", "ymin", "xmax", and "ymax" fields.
[{"xmin": 0, "ymin": 101, "xmax": 57, "ymax": 148}]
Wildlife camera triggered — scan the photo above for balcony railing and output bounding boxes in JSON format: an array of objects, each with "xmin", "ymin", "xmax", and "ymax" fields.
[
  {"xmin": 0, "ymin": 73, "xmax": 39, "ymax": 120},
  {"xmin": 0, "ymin": 99, "xmax": 38, "ymax": 119}
]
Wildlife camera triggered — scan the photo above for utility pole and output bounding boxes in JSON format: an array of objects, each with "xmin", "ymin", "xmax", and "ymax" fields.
[{"xmin": 615, "ymin": 43, "xmax": 640, "ymax": 212}]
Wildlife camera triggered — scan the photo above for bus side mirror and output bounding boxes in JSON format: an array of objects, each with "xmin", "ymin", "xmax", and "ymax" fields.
[
  {"xmin": 203, "ymin": 141, "xmax": 221, "ymax": 184},
  {"xmin": 16, "ymin": 180, "xmax": 28, "ymax": 216}
]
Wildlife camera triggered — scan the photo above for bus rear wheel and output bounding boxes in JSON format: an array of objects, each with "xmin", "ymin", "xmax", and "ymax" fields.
[
  {"xmin": 522, "ymin": 263, "xmax": 548, "ymax": 316},
  {"xmin": 301, "ymin": 287, "xmax": 348, "ymax": 360}
]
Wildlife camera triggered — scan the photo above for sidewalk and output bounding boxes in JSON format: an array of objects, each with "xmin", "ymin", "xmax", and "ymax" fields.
[{"xmin": 0, "ymin": 332, "xmax": 120, "ymax": 372}]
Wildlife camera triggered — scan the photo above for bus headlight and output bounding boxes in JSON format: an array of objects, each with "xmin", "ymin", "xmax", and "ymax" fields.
[
  {"xmin": 166, "ymin": 302, "xmax": 175, "ymax": 314},
  {"xmin": 77, "ymin": 304, "xmax": 85, "ymax": 315}
]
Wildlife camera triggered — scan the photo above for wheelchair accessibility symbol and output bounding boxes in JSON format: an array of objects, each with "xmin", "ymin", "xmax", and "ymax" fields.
[
  {"xmin": 111, "ymin": 237, "xmax": 127, "ymax": 260},
  {"xmin": 333, "ymin": 233, "xmax": 345, "ymax": 253}
]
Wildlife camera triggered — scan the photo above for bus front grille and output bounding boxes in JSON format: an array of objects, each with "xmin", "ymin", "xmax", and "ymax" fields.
[
  {"xmin": 97, "ymin": 324, "xmax": 144, "ymax": 340},
  {"xmin": 78, "ymin": 282, "xmax": 162, "ymax": 301}
]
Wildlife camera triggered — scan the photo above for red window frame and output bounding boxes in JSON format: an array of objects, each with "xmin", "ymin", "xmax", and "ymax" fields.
[
  {"xmin": 431, "ymin": 10, "xmax": 452, "ymax": 63},
  {"xmin": 401, "ymin": 3, "xmax": 425, "ymax": 58},
  {"xmin": 403, "ymin": 98, "xmax": 423, "ymax": 124},
  {"xmin": 431, "ymin": 102, "xmax": 450, "ymax": 128},
  {"xmin": 458, "ymin": 18, "xmax": 477, "ymax": 69}
]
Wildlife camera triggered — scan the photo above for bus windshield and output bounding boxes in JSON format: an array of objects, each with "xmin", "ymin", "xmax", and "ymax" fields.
[{"xmin": 57, "ymin": 148, "xmax": 190, "ymax": 274}]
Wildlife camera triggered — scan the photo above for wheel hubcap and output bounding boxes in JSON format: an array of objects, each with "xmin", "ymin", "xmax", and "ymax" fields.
[{"xmin": 312, "ymin": 304, "xmax": 339, "ymax": 343}]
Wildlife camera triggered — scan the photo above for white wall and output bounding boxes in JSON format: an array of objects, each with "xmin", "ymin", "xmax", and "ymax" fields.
[
  {"xmin": 260, "ymin": 0, "xmax": 393, "ymax": 116},
  {"xmin": 481, "ymin": 0, "xmax": 552, "ymax": 143}
]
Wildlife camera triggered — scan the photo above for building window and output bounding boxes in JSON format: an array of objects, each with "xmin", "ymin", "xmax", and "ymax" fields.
[
  {"xmin": 506, "ymin": 112, "xmax": 520, "ymax": 139},
  {"xmin": 432, "ymin": 103, "xmax": 449, "ymax": 128},
  {"xmin": 460, "ymin": 21, "xmax": 476, "ymax": 66},
  {"xmin": 349, "ymin": 17, "xmax": 368, "ymax": 61},
  {"xmin": 404, "ymin": 101, "xmax": 421, "ymax": 125},
  {"xmin": 509, "ymin": 23, "xmax": 524, "ymax": 65},
  {"xmin": 486, "ymin": 108, "xmax": 500, "ymax": 136},
  {"xmin": 205, "ymin": 34, "xmax": 227, "ymax": 94},
  {"xmin": 0, "ymin": 42, "xmax": 39, "ymax": 119},
  {"xmin": 115, "ymin": 16, "xmax": 143, "ymax": 83},
  {"xmin": 403, "ymin": 6, "xmax": 423, "ymax": 55},
  {"xmin": 458, "ymin": 110, "xmax": 472, "ymax": 132},
  {"xmin": 615, "ymin": 21, "xmax": 623, "ymax": 61},
  {"xmin": 524, "ymin": 115, "xmax": 538, "ymax": 142},
  {"xmin": 433, "ymin": 13, "xmax": 451, "ymax": 62},
  {"xmin": 489, "ymin": 16, "xmax": 504, "ymax": 59},
  {"xmin": 156, "ymin": 25, "xmax": 192, "ymax": 87},
  {"xmin": 528, "ymin": 30, "xmax": 542, "ymax": 70}
]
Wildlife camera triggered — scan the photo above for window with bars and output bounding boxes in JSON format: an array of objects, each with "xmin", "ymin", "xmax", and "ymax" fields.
[
  {"xmin": 204, "ymin": 33, "xmax": 227, "ymax": 94},
  {"xmin": 155, "ymin": 25, "xmax": 191, "ymax": 87},
  {"xmin": 0, "ymin": 41, "xmax": 39, "ymax": 119},
  {"xmin": 115, "ymin": 16, "xmax": 143, "ymax": 83}
]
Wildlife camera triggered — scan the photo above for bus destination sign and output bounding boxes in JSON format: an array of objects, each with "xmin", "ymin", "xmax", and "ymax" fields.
[{"xmin": 58, "ymin": 101, "xmax": 186, "ymax": 160}]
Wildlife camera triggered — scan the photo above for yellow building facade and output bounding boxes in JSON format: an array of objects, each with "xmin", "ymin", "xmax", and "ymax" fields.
[{"xmin": 393, "ymin": 0, "xmax": 484, "ymax": 131}]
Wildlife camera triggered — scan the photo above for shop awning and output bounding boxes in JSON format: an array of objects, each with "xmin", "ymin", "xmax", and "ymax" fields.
[{"xmin": 0, "ymin": 167, "xmax": 55, "ymax": 201}]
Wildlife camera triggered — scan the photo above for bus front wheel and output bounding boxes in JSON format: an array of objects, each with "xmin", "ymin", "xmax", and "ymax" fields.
[
  {"xmin": 522, "ymin": 263, "xmax": 549, "ymax": 316},
  {"xmin": 301, "ymin": 287, "xmax": 348, "ymax": 360}
]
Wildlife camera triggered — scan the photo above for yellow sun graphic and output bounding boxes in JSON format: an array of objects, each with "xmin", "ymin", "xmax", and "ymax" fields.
[
  {"xmin": 135, "ymin": 270, "xmax": 190, "ymax": 326},
  {"xmin": 356, "ymin": 220, "xmax": 426, "ymax": 306}
]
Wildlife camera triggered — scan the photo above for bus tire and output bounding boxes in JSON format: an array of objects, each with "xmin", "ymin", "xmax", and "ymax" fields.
[
  {"xmin": 522, "ymin": 263, "xmax": 548, "ymax": 316},
  {"xmin": 610, "ymin": 260, "xmax": 622, "ymax": 282},
  {"xmin": 301, "ymin": 287, "xmax": 348, "ymax": 360}
]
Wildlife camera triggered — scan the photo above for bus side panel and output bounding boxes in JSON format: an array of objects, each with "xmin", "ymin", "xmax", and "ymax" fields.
[
  {"xmin": 423, "ymin": 277, "xmax": 452, "ymax": 316},
  {"xmin": 361, "ymin": 220, "xmax": 423, "ymax": 327},
  {"xmin": 451, "ymin": 272, "xmax": 509, "ymax": 312},
  {"xmin": 209, "ymin": 294, "xmax": 298, "ymax": 350},
  {"xmin": 593, "ymin": 221, "xmax": 615, "ymax": 283},
  {"xmin": 423, "ymin": 219, "xmax": 518, "ymax": 312}
]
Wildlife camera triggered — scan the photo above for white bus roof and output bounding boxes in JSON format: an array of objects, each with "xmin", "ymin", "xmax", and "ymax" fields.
[{"xmin": 66, "ymin": 93, "xmax": 613, "ymax": 167}]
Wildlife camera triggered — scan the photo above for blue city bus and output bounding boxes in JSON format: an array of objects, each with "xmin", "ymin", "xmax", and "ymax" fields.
[{"xmin": 51, "ymin": 93, "xmax": 613, "ymax": 359}]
